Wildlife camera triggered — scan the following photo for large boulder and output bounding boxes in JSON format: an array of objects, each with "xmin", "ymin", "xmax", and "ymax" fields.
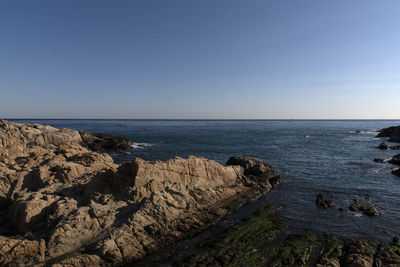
[
  {"xmin": 79, "ymin": 130, "xmax": 133, "ymax": 151},
  {"xmin": 389, "ymin": 154, "xmax": 400, "ymax": 166},
  {"xmin": 376, "ymin": 126, "xmax": 400, "ymax": 143},
  {"xmin": 226, "ymin": 155, "xmax": 283, "ymax": 188}
]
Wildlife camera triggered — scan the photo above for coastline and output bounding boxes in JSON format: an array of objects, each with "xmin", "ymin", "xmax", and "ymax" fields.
[
  {"xmin": 0, "ymin": 119, "xmax": 400, "ymax": 266},
  {"xmin": 0, "ymin": 119, "xmax": 281, "ymax": 266}
]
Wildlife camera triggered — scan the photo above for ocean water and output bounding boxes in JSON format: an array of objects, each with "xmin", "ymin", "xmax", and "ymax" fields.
[{"xmin": 10, "ymin": 119, "xmax": 400, "ymax": 242}]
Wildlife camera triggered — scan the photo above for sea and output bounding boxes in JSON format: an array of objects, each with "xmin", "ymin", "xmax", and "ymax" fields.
[{"xmin": 10, "ymin": 119, "xmax": 400, "ymax": 242}]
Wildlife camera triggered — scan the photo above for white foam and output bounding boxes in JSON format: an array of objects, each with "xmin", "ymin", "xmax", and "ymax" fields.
[
  {"xmin": 131, "ymin": 143, "xmax": 153, "ymax": 149},
  {"xmin": 350, "ymin": 130, "xmax": 378, "ymax": 134}
]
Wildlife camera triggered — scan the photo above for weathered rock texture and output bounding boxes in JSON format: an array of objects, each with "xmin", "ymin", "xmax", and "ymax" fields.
[{"xmin": 0, "ymin": 119, "xmax": 280, "ymax": 266}]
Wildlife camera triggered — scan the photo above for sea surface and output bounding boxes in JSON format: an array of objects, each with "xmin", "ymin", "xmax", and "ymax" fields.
[{"xmin": 10, "ymin": 119, "xmax": 400, "ymax": 242}]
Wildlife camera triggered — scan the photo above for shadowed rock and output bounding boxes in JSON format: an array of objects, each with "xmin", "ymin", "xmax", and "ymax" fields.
[
  {"xmin": 378, "ymin": 143, "xmax": 388, "ymax": 149},
  {"xmin": 389, "ymin": 154, "xmax": 400, "ymax": 166},
  {"xmin": 376, "ymin": 126, "xmax": 400, "ymax": 143},
  {"xmin": 79, "ymin": 130, "xmax": 133, "ymax": 151},
  {"xmin": 316, "ymin": 193, "xmax": 334, "ymax": 209},
  {"xmin": 392, "ymin": 169, "xmax": 400, "ymax": 178}
]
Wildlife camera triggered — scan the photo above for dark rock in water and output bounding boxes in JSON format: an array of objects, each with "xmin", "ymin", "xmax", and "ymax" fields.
[
  {"xmin": 349, "ymin": 199, "xmax": 360, "ymax": 211},
  {"xmin": 316, "ymin": 194, "xmax": 334, "ymax": 209},
  {"xmin": 390, "ymin": 145, "xmax": 400, "ymax": 150},
  {"xmin": 376, "ymin": 126, "xmax": 400, "ymax": 143},
  {"xmin": 338, "ymin": 206, "xmax": 345, "ymax": 211},
  {"xmin": 378, "ymin": 143, "xmax": 388, "ymax": 149},
  {"xmin": 373, "ymin": 158, "xmax": 385, "ymax": 163},
  {"xmin": 389, "ymin": 154, "xmax": 400, "ymax": 166},
  {"xmin": 79, "ymin": 130, "xmax": 133, "ymax": 151},
  {"xmin": 392, "ymin": 169, "xmax": 400, "ymax": 177},
  {"xmin": 360, "ymin": 204, "xmax": 379, "ymax": 216},
  {"xmin": 226, "ymin": 155, "xmax": 283, "ymax": 188}
]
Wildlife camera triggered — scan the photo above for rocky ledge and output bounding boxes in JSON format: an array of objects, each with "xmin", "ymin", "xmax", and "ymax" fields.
[{"xmin": 0, "ymin": 119, "xmax": 281, "ymax": 266}]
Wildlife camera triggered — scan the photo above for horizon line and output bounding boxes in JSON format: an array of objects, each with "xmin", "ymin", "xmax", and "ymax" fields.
[{"xmin": 5, "ymin": 118, "xmax": 400, "ymax": 121}]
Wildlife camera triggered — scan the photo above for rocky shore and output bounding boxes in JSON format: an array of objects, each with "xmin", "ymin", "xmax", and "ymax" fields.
[
  {"xmin": 374, "ymin": 125, "xmax": 400, "ymax": 178},
  {"xmin": 2, "ymin": 119, "xmax": 400, "ymax": 266},
  {"xmin": 0, "ymin": 119, "xmax": 281, "ymax": 266},
  {"xmin": 181, "ymin": 206, "xmax": 400, "ymax": 267}
]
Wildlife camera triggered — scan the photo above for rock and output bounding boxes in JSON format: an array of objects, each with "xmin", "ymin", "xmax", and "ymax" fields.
[
  {"xmin": 79, "ymin": 130, "xmax": 133, "ymax": 151},
  {"xmin": 390, "ymin": 145, "xmax": 400, "ymax": 150},
  {"xmin": 226, "ymin": 155, "xmax": 283, "ymax": 189},
  {"xmin": 349, "ymin": 199, "xmax": 360, "ymax": 211},
  {"xmin": 316, "ymin": 193, "xmax": 334, "ymax": 209},
  {"xmin": 389, "ymin": 154, "xmax": 400, "ymax": 166},
  {"xmin": 316, "ymin": 233, "xmax": 343, "ymax": 267},
  {"xmin": 393, "ymin": 237, "xmax": 400, "ymax": 247},
  {"xmin": 391, "ymin": 169, "xmax": 400, "ymax": 178},
  {"xmin": 266, "ymin": 230, "xmax": 320, "ymax": 267},
  {"xmin": 181, "ymin": 206, "xmax": 287, "ymax": 266},
  {"xmin": 360, "ymin": 204, "xmax": 379, "ymax": 216},
  {"xmin": 378, "ymin": 143, "xmax": 388, "ymax": 149},
  {"xmin": 376, "ymin": 126, "xmax": 400, "ymax": 143},
  {"xmin": 374, "ymin": 158, "xmax": 385, "ymax": 163},
  {"xmin": 338, "ymin": 206, "xmax": 345, "ymax": 211},
  {"xmin": 0, "ymin": 119, "xmax": 281, "ymax": 266},
  {"xmin": 343, "ymin": 238, "xmax": 376, "ymax": 267}
]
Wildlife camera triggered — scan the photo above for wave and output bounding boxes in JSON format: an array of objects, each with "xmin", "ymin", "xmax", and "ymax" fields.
[
  {"xmin": 350, "ymin": 130, "xmax": 378, "ymax": 134},
  {"xmin": 130, "ymin": 142, "xmax": 154, "ymax": 149}
]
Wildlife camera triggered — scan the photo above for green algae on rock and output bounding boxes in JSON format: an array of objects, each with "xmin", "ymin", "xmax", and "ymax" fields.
[
  {"xmin": 360, "ymin": 204, "xmax": 379, "ymax": 216},
  {"xmin": 316, "ymin": 232, "xmax": 344, "ymax": 267},
  {"xmin": 180, "ymin": 206, "xmax": 287, "ymax": 267},
  {"xmin": 267, "ymin": 230, "xmax": 320, "ymax": 267}
]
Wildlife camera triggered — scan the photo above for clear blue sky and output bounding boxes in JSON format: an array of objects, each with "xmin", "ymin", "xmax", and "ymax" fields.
[{"xmin": 1, "ymin": 0, "xmax": 399, "ymax": 119}]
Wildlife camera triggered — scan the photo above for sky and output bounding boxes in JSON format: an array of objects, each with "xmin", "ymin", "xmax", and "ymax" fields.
[{"xmin": 0, "ymin": 0, "xmax": 399, "ymax": 119}]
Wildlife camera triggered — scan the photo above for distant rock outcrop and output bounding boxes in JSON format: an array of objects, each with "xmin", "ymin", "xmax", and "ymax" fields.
[
  {"xmin": 79, "ymin": 130, "xmax": 133, "ymax": 151},
  {"xmin": 0, "ymin": 119, "xmax": 280, "ymax": 266},
  {"xmin": 376, "ymin": 126, "xmax": 400, "ymax": 142}
]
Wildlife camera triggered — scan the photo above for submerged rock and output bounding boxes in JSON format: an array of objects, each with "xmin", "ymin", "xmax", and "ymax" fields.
[
  {"xmin": 0, "ymin": 119, "xmax": 281, "ymax": 266},
  {"xmin": 316, "ymin": 193, "xmax": 334, "ymax": 209},
  {"xmin": 373, "ymin": 158, "xmax": 385, "ymax": 163}
]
